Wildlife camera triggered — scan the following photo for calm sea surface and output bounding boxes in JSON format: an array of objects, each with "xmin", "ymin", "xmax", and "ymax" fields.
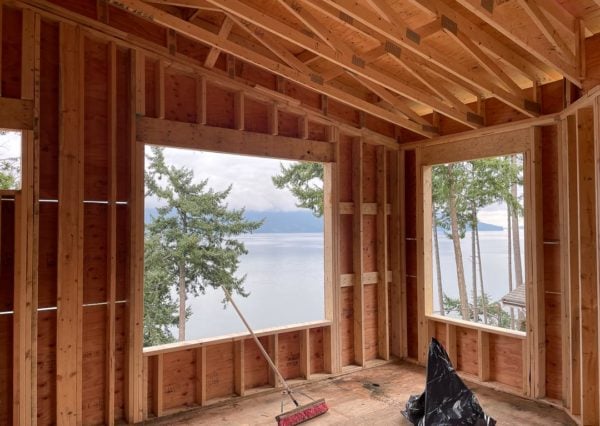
[{"xmin": 179, "ymin": 230, "xmax": 523, "ymax": 340}]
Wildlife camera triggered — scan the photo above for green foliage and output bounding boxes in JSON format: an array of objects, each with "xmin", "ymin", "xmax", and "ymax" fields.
[
  {"xmin": 272, "ymin": 162, "xmax": 324, "ymax": 217},
  {"xmin": 442, "ymin": 293, "xmax": 519, "ymax": 330},
  {"xmin": 143, "ymin": 147, "xmax": 263, "ymax": 346},
  {"xmin": 0, "ymin": 158, "xmax": 19, "ymax": 190}
]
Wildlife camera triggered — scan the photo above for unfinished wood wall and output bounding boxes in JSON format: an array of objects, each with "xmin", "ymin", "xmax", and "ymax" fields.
[{"xmin": 0, "ymin": 0, "xmax": 599, "ymax": 425}]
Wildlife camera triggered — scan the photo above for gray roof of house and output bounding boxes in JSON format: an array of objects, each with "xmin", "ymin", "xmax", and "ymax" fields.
[{"xmin": 501, "ymin": 285, "xmax": 526, "ymax": 309}]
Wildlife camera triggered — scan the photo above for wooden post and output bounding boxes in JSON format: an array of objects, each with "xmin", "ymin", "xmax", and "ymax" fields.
[
  {"xmin": 195, "ymin": 347, "xmax": 206, "ymax": 406},
  {"xmin": 126, "ymin": 49, "xmax": 145, "ymax": 423},
  {"xmin": 196, "ymin": 76, "xmax": 206, "ymax": 125},
  {"xmin": 105, "ymin": 41, "xmax": 117, "ymax": 426},
  {"xmin": 376, "ymin": 146, "xmax": 389, "ymax": 360},
  {"xmin": 389, "ymin": 150, "xmax": 404, "ymax": 358},
  {"xmin": 576, "ymin": 107, "xmax": 599, "ymax": 424},
  {"xmin": 300, "ymin": 329, "xmax": 310, "ymax": 379},
  {"xmin": 268, "ymin": 335, "xmax": 280, "ymax": 387},
  {"xmin": 152, "ymin": 355, "xmax": 163, "ymax": 417},
  {"xmin": 155, "ymin": 59, "xmax": 165, "ymax": 119},
  {"xmin": 56, "ymin": 22, "xmax": 84, "ymax": 425},
  {"xmin": 323, "ymin": 130, "xmax": 340, "ymax": 373},
  {"xmin": 234, "ymin": 340, "xmax": 245, "ymax": 396},
  {"xmin": 234, "ymin": 91, "xmax": 244, "ymax": 131},
  {"xmin": 352, "ymin": 138, "xmax": 365, "ymax": 367},
  {"xmin": 13, "ymin": 9, "xmax": 39, "ymax": 426},
  {"xmin": 415, "ymin": 148, "xmax": 428, "ymax": 365},
  {"xmin": 267, "ymin": 103, "xmax": 278, "ymax": 136},
  {"xmin": 478, "ymin": 330, "xmax": 490, "ymax": 382},
  {"xmin": 446, "ymin": 323, "xmax": 457, "ymax": 366}
]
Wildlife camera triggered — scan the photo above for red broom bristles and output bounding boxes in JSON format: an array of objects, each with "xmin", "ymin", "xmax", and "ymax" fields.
[{"xmin": 276, "ymin": 399, "xmax": 329, "ymax": 426}]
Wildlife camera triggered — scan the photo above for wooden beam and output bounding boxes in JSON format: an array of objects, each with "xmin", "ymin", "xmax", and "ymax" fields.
[
  {"xmin": 306, "ymin": 0, "xmax": 537, "ymax": 116},
  {"xmin": 56, "ymin": 22, "xmax": 84, "ymax": 424},
  {"xmin": 0, "ymin": 97, "xmax": 34, "ymax": 130},
  {"xmin": 202, "ymin": 0, "xmax": 481, "ymax": 128},
  {"xmin": 204, "ymin": 16, "xmax": 234, "ymax": 68},
  {"xmin": 110, "ymin": 0, "xmax": 433, "ymax": 136},
  {"xmin": 453, "ymin": 0, "xmax": 579, "ymax": 86},
  {"xmin": 376, "ymin": 146, "xmax": 389, "ymax": 361},
  {"xmin": 352, "ymin": 138, "xmax": 365, "ymax": 367},
  {"xmin": 137, "ymin": 116, "xmax": 335, "ymax": 162},
  {"xmin": 518, "ymin": 0, "xmax": 575, "ymax": 63}
]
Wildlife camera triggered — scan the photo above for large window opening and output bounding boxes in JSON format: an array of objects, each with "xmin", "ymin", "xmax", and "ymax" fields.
[
  {"xmin": 429, "ymin": 154, "xmax": 526, "ymax": 331},
  {"xmin": 143, "ymin": 146, "xmax": 325, "ymax": 347},
  {"xmin": 0, "ymin": 130, "xmax": 22, "ymax": 191}
]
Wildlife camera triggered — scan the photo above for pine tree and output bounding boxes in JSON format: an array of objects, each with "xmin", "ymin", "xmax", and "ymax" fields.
[
  {"xmin": 272, "ymin": 162, "xmax": 324, "ymax": 217},
  {"xmin": 144, "ymin": 147, "xmax": 263, "ymax": 343}
]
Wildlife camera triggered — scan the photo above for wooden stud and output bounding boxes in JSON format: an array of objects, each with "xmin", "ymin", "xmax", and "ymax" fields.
[
  {"xmin": 234, "ymin": 340, "xmax": 245, "ymax": 396},
  {"xmin": 324, "ymin": 134, "xmax": 341, "ymax": 373},
  {"xmin": 267, "ymin": 335, "xmax": 280, "ymax": 387},
  {"xmin": 352, "ymin": 138, "xmax": 365, "ymax": 367},
  {"xmin": 575, "ymin": 107, "xmax": 599, "ymax": 423},
  {"xmin": 376, "ymin": 146, "xmax": 389, "ymax": 360},
  {"xmin": 415, "ymin": 147, "xmax": 427, "ymax": 365},
  {"xmin": 97, "ymin": 0, "xmax": 109, "ymax": 23},
  {"xmin": 204, "ymin": 16, "xmax": 234, "ymax": 68},
  {"xmin": 267, "ymin": 103, "xmax": 278, "ymax": 136},
  {"xmin": 155, "ymin": 59, "xmax": 165, "ymax": 119},
  {"xmin": 446, "ymin": 323, "xmax": 457, "ymax": 366},
  {"xmin": 106, "ymin": 41, "xmax": 118, "ymax": 426},
  {"xmin": 300, "ymin": 329, "xmax": 310, "ymax": 379},
  {"xmin": 127, "ymin": 49, "xmax": 146, "ymax": 424},
  {"xmin": 195, "ymin": 347, "xmax": 206, "ymax": 406},
  {"xmin": 0, "ymin": 0, "xmax": 2, "ymax": 97},
  {"xmin": 234, "ymin": 91, "xmax": 244, "ymax": 131},
  {"xmin": 195, "ymin": 76, "xmax": 207, "ymax": 125},
  {"xmin": 389, "ymin": 150, "xmax": 403, "ymax": 358},
  {"xmin": 478, "ymin": 331, "xmax": 490, "ymax": 382},
  {"xmin": 298, "ymin": 115, "xmax": 308, "ymax": 140},
  {"xmin": 166, "ymin": 28, "xmax": 176, "ymax": 55},
  {"xmin": 152, "ymin": 355, "xmax": 163, "ymax": 417},
  {"xmin": 55, "ymin": 22, "xmax": 84, "ymax": 425},
  {"xmin": 526, "ymin": 127, "xmax": 545, "ymax": 399},
  {"xmin": 399, "ymin": 151, "xmax": 408, "ymax": 359}
]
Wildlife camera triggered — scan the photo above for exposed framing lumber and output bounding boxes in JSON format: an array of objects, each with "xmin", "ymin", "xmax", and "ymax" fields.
[
  {"xmin": 195, "ymin": 347, "xmax": 206, "ymax": 406},
  {"xmin": 452, "ymin": 0, "xmax": 580, "ymax": 86},
  {"xmin": 107, "ymin": 0, "xmax": 435, "ymax": 137},
  {"xmin": 204, "ymin": 16, "xmax": 233, "ymax": 68},
  {"xmin": 324, "ymin": 136, "xmax": 341, "ymax": 374},
  {"xmin": 12, "ymin": 9, "xmax": 39, "ymax": 426},
  {"xmin": 299, "ymin": 330, "xmax": 310, "ymax": 379},
  {"xmin": 8, "ymin": 0, "xmax": 400, "ymax": 147},
  {"xmin": 152, "ymin": 354, "xmax": 164, "ymax": 417},
  {"xmin": 376, "ymin": 146, "xmax": 389, "ymax": 360},
  {"xmin": 137, "ymin": 116, "xmax": 335, "ymax": 162},
  {"xmin": 234, "ymin": 340, "xmax": 244, "ymax": 396},
  {"xmin": 56, "ymin": 22, "xmax": 84, "ymax": 424},
  {"xmin": 478, "ymin": 331, "xmax": 490, "ymax": 382},
  {"xmin": 575, "ymin": 107, "xmax": 599, "ymax": 423},
  {"xmin": 559, "ymin": 114, "xmax": 580, "ymax": 413},
  {"xmin": 352, "ymin": 138, "xmax": 365, "ymax": 366},
  {"xmin": 105, "ymin": 40, "xmax": 118, "ymax": 426},
  {"xmin": 0, "ymin": 97, "xmax": 34, "ymax": 130},
  {"xmin": 126, "ymin": 49, "xmax": 145, "ymax": 424},
  {"xmin": 305, "ymin": 0, "xmax": 537, "ymax": 116}
]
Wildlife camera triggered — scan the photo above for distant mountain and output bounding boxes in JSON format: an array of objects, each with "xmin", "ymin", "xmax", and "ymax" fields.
[
  {"xmin": 244, "ymin": 210, "xmax": 323, "ymax": 233},
  {"xmin": 145, "ymin": 208, "xmax": 323, "ymax": 233},
  {"xmin": 436, "ymin": 221, "xmax": 503, "ymax": 233}
]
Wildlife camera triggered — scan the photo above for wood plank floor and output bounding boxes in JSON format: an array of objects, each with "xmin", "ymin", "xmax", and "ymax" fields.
[{"xmin": 148, "ymin": 362, "xmax": 575, "ymax": 425}]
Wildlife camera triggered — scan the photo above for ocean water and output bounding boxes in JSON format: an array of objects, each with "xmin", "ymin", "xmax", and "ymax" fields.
[
  {"xmin": 183, "ymin": 233, "xmax": 325, "ymax": 340},
  {"xmin": 178, "ymin": 230, "xmax": 523, "ymax": 340}
]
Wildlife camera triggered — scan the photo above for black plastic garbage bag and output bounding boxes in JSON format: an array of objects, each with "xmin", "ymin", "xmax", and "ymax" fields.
[{"xmin": 402, "ymin": 338, "xmax": 496, "ymax": 426}]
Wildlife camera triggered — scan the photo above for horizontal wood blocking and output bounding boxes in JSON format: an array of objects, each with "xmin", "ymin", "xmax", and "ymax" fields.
[
  {"xmin": 0, "ymin": 97, "xmax": 34, "ymax": 130},
  {"xmin": 137, "ymin": 116, "xmax": 334, "ymax": 162},
  {"xmin": 340, "ymin": 271, "xmax": 392, "ymax": 287},
  {"xmin": 339, "ymin": 202, "xmax": 391, "ymax": 215}
]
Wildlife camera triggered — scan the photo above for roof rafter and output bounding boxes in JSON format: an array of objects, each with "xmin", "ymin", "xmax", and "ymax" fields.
[
  {"xmin": 113, "ymin": 0, "xmax": 436, "ymax": 137},
  {"xmin": 204, "ymin": 16, "xmax": 234, "ymax": 68},
  {"xmin": 204, "ymin": 0, "xmax": 483, "ymax": 127},
  {"xmin": 452, "ymin": 0, "xmax": 581, "ymax": 85},
  {"xmin": 518, "ymin": 0, "xmax": 576, "ymax": 63},
  {"xmin": 309, "ymin": 0, "xmax": 538, "ymax": 116}
]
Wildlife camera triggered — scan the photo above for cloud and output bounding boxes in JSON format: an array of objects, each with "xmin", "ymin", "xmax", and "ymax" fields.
[{"xmin": 145, "ymin": 146, "xmax": 304, "ymax": 212}]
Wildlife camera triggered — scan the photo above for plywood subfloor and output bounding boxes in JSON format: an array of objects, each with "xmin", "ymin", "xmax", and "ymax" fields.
[{"xmin": 148, "ymin": 362, "xmax": 574, "ymax": 425}]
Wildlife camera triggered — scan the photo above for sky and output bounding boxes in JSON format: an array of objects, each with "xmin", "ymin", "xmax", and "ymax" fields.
[
  {"xmin": 0, "ymin": 130, "xmax": 21, "ymax": 159},
  {"xmin": 145, "ymin": 146, "xmax": 304, "ymax": 212}
]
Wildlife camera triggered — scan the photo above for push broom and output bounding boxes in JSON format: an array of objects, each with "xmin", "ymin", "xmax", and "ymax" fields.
[{"xmin": 221, "ymin": 286, "xmax": 329, "ymax": 426}]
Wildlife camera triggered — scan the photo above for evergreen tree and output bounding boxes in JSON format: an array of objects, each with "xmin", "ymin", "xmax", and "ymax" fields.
[
  {"xmin": 272, "ymin": 162, "xmax": 324, "ymax": 217},
  {"xmin": 145, "ymin": 147, "xmax": 263, "ymax": 344}
]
